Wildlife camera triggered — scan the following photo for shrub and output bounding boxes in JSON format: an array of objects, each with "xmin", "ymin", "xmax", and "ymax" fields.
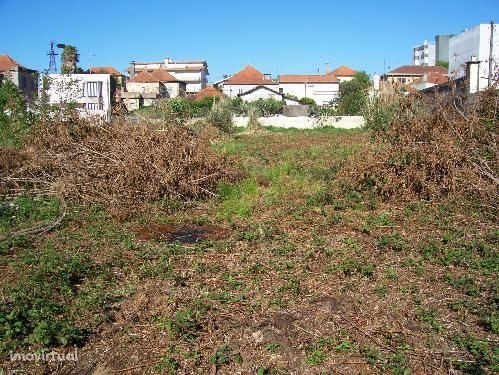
[
  {"xmin": 207, "ymin": 99, "xmax": 234, "ymax": 133},
  {"xmin": 342, "ymin": 87, "xmax": 498, "ymax": 208},
  {"xmin": 299, "ymin": 97, "xmax": 316, "ymax": 106},
  {"xmin": 0, "ymin": 80, "xmax": 32, "ymax": 147},
  {"xmin": 191, "ymin": 96, "xmax": 220, "ymax": 117},
  {"xmin": 0, "ymin": 117, "xmax": 239, "ymax": 217},
  {"xmin": 253, "ymin": 97, "xmax": 283, "ymax": 116},
  {"xmin": 335, "ymin": 71, "xmax": 370, "ymax": 115}
]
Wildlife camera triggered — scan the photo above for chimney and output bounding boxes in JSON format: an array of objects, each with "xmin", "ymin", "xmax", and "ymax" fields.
[
  {"xmin": 466, "ymin": 55, "xmax": 480, "ymax": 94},
  {"xmin": 129, "ymin": 61, "xmax": 136, "ymax": 78},
  {"xmin": 325, "ymin": 63, "xmax": 331, "ymax": 74}
]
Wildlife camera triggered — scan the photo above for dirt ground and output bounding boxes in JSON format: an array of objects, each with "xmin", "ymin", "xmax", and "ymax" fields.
[{"xmin": 1, "ymin": 128, "xmax": 497, "ymax": 374}]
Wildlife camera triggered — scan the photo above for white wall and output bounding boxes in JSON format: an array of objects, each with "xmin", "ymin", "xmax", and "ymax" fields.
[
  {"xmin": 232, "ymin": 115, "xmax": 365, "ymax": 129},
  {"xmin": 239, "ymin": 87, "xmax": 282, "ymax": 102},
  {"xmin": 223, "ymin": 84, "xmax": 278, "ymax": 98},
  {"xmin": 336, "ymin": 76, "xmax": 354, "ymax": 83},
  {"xmin": 279, "ymin": 82, "xmax": 339, "ymax": 105},
  {"xmin": 43, "ymin": 74, "xmax": 111, "ymax": 120},
  {"xmin": 449, "ymin": 23, "xmax": 498, "ymax": 90},
  {"xmin": 127, "ymin": 81, "xmax": 162, "ymax": 94}
]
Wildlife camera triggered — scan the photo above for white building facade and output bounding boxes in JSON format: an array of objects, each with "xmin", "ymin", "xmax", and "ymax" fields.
[
  {"xmin": 413, "ymin": 40, "xmax": 436, "ymax": 66},
  {"xmin": 128, "ymin": 58, "xmax": 208, "ymax": 94},
  {"xmin": 449, "ymin": 23, "xmax": 498, "ymax": 91},
  {"xmin": 42, "ymin": 74, "xmax": 112, "ymax": 121},
  {"xmin": 279, "ymin": 75, "xmax": 339, "ymax": 105}
]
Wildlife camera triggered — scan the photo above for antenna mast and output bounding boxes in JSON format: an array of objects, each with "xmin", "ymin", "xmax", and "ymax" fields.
[{"xmin": 47, "ymin": 41, "xmax": 58, "ymax": 73}]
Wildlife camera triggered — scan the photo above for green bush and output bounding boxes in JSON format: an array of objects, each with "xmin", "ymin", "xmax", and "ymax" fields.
[
  {"xmin": 207, "ymin": 99, "xmax": 234, "ymax": 133},
  {"xmin": 191, "ymin": 96, "xmax": 220, "ymax": 118},
  {"xmin": 335, "ymin": 71, "xmax": 370, "ymax": 115},
  {"xmin": 253, "ymin": 98, "xmax": 283, "ymax": 116},
  {"xmin": 0, "ymin": 80, "xmax": 32, "ymax": 147}
]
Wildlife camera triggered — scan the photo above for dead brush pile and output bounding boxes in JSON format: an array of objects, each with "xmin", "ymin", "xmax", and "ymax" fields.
[
  {"xmin": 0, "ymin": 117, "xmax": 239, "ymax": 216},
  {"xmin": 343, "ymin": 87, "xmax": 498, "ymax": 208}
]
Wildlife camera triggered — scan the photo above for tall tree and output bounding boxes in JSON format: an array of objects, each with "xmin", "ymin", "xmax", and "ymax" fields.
[
  {"xmin": 61, "ymin": 45, "xmax": 80, "ymax": 74},
  {"xmin": 335, "ymin": 71, "xmax": 370, "ymax": 115}
]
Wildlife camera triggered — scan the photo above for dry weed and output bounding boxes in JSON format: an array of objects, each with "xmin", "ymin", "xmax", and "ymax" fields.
[
  {"xmin": 0, "ymin": 117, "xmax": 239, "ymax": 217},
  {"xmin": 343, "ymin": 87, "xmax": 498, "ymax": 208}
]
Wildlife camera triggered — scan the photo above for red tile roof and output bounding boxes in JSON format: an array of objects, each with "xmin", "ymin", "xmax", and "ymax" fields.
[
  {"xmin": 387, "ymin": 65, "xmax": 447, "ymax": 75},
  {"xmin": 329, "ymin": 65, "xmax": 356, "ymax": 76},
  {"xmin": 279, "ymin": 74, "xmax": 339, "ymax": 83},
  {"xmin": 412, "ymin": 71, "xmax": 449, "ymax": 85},
  {"xmin": 193, "ymin": 86, "xmax": 225, "ymax": 100},
  {"xmin": 225, "ymin": 65, "xmax": 277, "ymax": 85},
  {"xmin": 128, "ymin": 69, "xmax": 179, "ymax": 83},
  {"xmin": 89, "ymin": 66, "xmax": 123, "ymax": 76},
  {"xmin": 0, "ymin": 55, "xmax": 23, "ymax": 71}
]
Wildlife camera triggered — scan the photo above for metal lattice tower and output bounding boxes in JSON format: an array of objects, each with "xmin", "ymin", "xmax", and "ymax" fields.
[{"xmin": 47, "ymin": 41, "xmax": 58, "ymax": 74}]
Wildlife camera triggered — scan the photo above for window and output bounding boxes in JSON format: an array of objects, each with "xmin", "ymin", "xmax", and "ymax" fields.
[
  {"xmin": 83, "ymin": 81, "xmax": 102, "ymax": 97},
  {"xmin": 86, "ymin": 103, "xmax": 103, "ymax": 110},
  {"xmin": 279, "ymin": 88, "xmax": 283, "ymax": 93}
]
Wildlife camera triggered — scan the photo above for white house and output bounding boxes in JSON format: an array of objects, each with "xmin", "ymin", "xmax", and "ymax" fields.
[
  {"xmin": 222, "ymin": 65, "xmax": 278, "ymax": 98},
  {"xmin": 278, "ymin": 74, "xmax": 339, "ymax": 105},
  {"xmin": 128, "ymin": 58, "xmax": 208, "ymax": 94},
  {"xmin": 42, "ymin": 74, "xmax": 112, "ymax": 121},
  {"xmin": 449, "ymin": 23, "xmax": 498, "ymax": 91},
  {"xmin": 328, "ymin": 66, "xmax": 356, "ymax": 82},
  {"xmin": 237, "ymin": 85, "xmax": 299, "ymax": 104}
]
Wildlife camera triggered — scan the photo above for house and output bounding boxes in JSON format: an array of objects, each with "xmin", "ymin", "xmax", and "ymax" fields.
[
  {"xmin": 279, "ymin": 74, "xmax": 339, "ymax": 105},
  {"xmin": 237, "ymin": 85, "xmax": 298, "ymax": 105},
  {"xmin": 328, "ymin": 66, "xmax": 356, "ymax": 82},
  {"xmin": 382, "ymin": 65, "xmax": 447, "ymax": 85},
  {"xmin": 192, "ymin": 85, "xmax": 225, "ymax": 100},
  {"xmin": 222, "ymin": 65, "xmax": 278, "ymax": 98},
  {"xmin": 222, "ymin": 65, "xmax": 341, "ymax": 105},
  {"xmin": 412, "ymin": 40, "xmax": 436, "ymax": 66},
  {"xmin": 42, "ymin": 74, "xmax": 112, "ymax": 121},
  {"xmin": 449, "ymin": 23, "xmax": 498, "ymax": 92},
  {"xmin": 89, "ymin": 66, "xmax": 125, "ymax": 103},
  {"xmin": 127, "ymin": 69, "xmax": 186, "ymax": 98},
  {"xmin": 0, "ymin": 55, "xmax": 38, "ymax": 98},
  {"xmin": 124, "ymin": 69, "xmax": 186, "ymax": 111},
  {"xmin": 128, "ymin": 58, "xmax": 208, "ymax": 94},
  {"xmin": 408, "ymin": 71, "xmax": 449, "ymax": 91}
]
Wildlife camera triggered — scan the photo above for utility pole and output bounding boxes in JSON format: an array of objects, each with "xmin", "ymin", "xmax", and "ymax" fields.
[{"xmin": 488, "ymin": 20, "xmax": 494, "ymax": 88}]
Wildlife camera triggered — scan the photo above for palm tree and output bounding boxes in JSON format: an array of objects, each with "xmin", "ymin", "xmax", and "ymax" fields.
[{"xmin": 61, "ymin": 45, "xmax": 80, "ymax": 74}]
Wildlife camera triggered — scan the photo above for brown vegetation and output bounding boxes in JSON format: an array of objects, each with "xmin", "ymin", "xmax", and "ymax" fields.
[
  {"xmin": 0, "ymin": 118, "xmax": 239, "ymax": 217},
  {"xmin": 344, "ymin": 87, "xmax": 498, "ymax": 208}
]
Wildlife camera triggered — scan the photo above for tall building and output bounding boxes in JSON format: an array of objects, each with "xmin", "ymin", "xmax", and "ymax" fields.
[
  {"xmin": 449, "ymin": 23, "xmax": 498, "ymax": 91},
  {"xmin": 412, "ymin": 40, "xmax": 436, "ymax": 66},
  {"xmin": 435, "ymin": 34, "xmax": 453, "ymax": 63}
]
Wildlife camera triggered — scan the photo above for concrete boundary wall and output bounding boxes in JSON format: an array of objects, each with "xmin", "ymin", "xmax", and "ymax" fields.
[{"xmin": 233, "ymin": 115, "xmax": 365, "ymax": 129}]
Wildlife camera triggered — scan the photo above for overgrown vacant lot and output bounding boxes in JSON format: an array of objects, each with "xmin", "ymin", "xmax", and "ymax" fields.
[{"xmin": 1, "ymin": 128, "xmax": 497, "ymax": 374}]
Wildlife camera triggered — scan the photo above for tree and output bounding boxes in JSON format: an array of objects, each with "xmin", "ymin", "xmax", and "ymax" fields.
[
  {"xmin": 435, "ymin": 60, "xmax": 449, "ymax": 69},
  {"xmin": 61, "ymin": 45, "xmax": 80, "ymax": 74},
  {"xmin": 0, "ymin": 80, "xmax": 30, "ymax": 146},
  {"xmin": 335, "ymin": 71, "xmax": 370, "ymax": 115}
]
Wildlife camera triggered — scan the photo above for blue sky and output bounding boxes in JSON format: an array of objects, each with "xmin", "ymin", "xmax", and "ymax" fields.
[{"xmin": 1, "ymin": 0, "xmax": 497, "ymax": 82}]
